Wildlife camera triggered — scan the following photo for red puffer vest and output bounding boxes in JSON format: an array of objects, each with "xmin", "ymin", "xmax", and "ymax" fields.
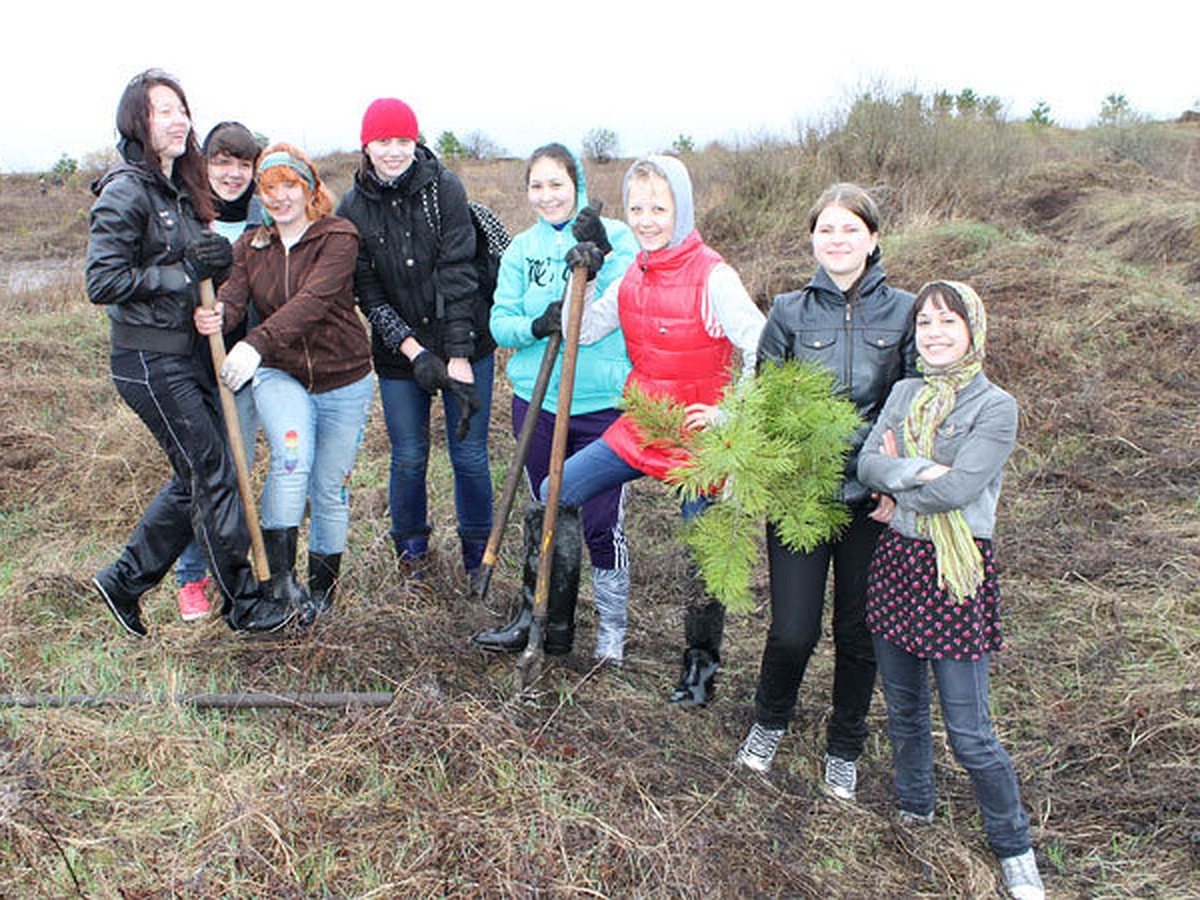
[{"xmin": 603, "ymin": 230, "xmax": 732, "ymax": 480}]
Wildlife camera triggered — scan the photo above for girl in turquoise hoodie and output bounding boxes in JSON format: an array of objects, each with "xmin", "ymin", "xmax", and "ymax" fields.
[{"xmin": 478, "ymin": 142, "xmax": 638, "ymax": 662}]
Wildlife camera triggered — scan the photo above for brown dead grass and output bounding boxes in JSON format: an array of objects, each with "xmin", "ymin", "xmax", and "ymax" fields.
[{"xmin": 2, "ymin": 140, "xmax": 1199, "ymax": 896}]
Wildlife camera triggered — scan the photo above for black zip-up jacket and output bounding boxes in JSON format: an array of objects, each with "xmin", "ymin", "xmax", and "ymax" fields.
[
  {"xmin": 758, "ymin": 259, "xmax": 917, "ymax": 506},
  {"xmin": 335, "ymin": 146, "xmax": 491, "ymax": 380},
  {"xmin": 86, "ymin": 141, "xmax": 207, "ymax": 355}
]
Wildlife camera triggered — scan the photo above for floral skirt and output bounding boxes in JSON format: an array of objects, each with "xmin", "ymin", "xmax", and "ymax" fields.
[{"xmin": 865, "ymin": 528, "xmax": 1004, "ymax": 661}]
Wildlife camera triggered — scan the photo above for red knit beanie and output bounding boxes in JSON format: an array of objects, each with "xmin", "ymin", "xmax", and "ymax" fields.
[{"xmin": 360, "ymin": 98, "xmax": 419, "ymax": 146}]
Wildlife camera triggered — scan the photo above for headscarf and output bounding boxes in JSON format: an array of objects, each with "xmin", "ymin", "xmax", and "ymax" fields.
[
  {"xmin": 255, "ymin": 150, "xmax": 316, "ymax": 226},
  {"xmin": 901, "ymin": 280, "xmax": 988, "ymax": 603},
  {"xmin": 621, "ymin": 154, "xmax": 695, "ymax": 248}
]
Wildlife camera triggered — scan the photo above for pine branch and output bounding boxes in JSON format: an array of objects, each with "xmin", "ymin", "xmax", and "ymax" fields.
[{"xmin": 621, "ymin": 360, "xmax": 862, "ymax": 613}]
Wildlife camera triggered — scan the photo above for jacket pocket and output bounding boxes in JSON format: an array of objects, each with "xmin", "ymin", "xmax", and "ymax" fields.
[
  {"xmin": 797, "ymin": 329, "xmax": 839, "ymax": 352},
  {"xmin": 861, "ymin": 328, "xmax": 903, "ymax": 353}
]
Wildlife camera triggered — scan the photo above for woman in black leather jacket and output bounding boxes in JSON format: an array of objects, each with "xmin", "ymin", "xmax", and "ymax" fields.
[
  {"xmin": 735, "ymin": 184, "xmax": 916, "ymax": 791},
  {"xmin": 86, "ymin": 69, "xmax": 295, "ymax": 637}
]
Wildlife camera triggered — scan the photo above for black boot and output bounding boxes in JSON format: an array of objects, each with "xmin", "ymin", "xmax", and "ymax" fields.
[
  {"xmin": 262, "ymin": 528, "xmax": 308, "ymax": 605},
  {"xmin": 543, "ymin": 505, "xmax": 581, "ymax": 656},
  {"xmin": 472, "ymin": 502, "xmax": 581, "ymax": 653},
  {"xmin": 299, "ymin": 551, "xmax": 341, "ymax": 626},
  {"xmin": 669, "ymin": 594, "xmax": 726, "ymax": 706}
]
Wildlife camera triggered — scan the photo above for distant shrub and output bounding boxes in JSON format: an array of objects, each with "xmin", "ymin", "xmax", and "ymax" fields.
[
  {"xmin": 462, "ymin": 130, "xmax": 505, "ymax": 160},
  {"xmin": 671, "ymin": 134, "xmax": 695, "ymax": 155},
  {"xmin": 582, "ymin": 127, "xmax": 619, "ymax": 163}
]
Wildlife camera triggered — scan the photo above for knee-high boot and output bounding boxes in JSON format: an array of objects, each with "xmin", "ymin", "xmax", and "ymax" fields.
[
  {"xmin": 472, "ymin": 502, "xmax": 581, "ymax": 653},
  {"xmin": 669, "ymin": 566, "xmax": 725, "ymax": 706}
]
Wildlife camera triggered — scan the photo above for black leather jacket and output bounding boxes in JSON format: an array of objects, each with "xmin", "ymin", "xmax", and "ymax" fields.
[
  {"xmin": 336, "ymin": 146, "xmax": 490, "ymax": 380},
  {"xmin": 86, "ymin": 143, "xmax": 207, "ymax": 355},
  {"xmin": 758, "ymin": 259, "xmax": 917, "ymax": 506}
]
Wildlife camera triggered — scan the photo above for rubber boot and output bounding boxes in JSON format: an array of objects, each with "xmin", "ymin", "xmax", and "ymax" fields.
[
  {"xmin": 461, "ymin": 537, "xmax": 487, "ymax": 591},
  {"xmin": 259, "ymin": 527, "xmax": 308, "ymax": 613},
  {"xmin": 472, "ymin": 502, "xmax": 581, "ymax": 653},
  {"xmin": 299, "ymin": 551, "xmax": 341, "ymax": 626},
  {"xmin": 669, "ymin": 566, "xmax": 726, "ymax": 705},
  {"xmin": 393, "ymin": 534, "xmax": 428, "ymax": 581},
  {"xmin": 592, "ymin": 565, "xmax": 629, "ymax": 663},
  {"xmin": 542, "ymin": 504, "xmax": 582, "ymax": 656}
]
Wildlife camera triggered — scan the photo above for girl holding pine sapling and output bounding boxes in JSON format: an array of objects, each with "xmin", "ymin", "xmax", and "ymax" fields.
[
  {"xmin": 856, "ymin": 281, "xmax": 1044, "ymax": 900},
  {"xmin": 513, "ymin": 155, "xmax": 765, "ymax": 702},
  {"xmin": 472, "ymin": 143, "xmax": 638, "ymax": 663},
  {"xmin": 737, "ymin": 184, "xmax": 916, "ymax": 798}
]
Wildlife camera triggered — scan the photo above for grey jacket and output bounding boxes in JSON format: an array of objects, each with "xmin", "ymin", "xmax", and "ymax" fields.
[{"xmin": 856, "ymin": 373, "xmax": 1017, "ymax": 540}]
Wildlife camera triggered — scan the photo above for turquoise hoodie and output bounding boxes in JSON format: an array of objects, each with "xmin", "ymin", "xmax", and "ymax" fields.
[{"xmin": 490, "ymin": 146, "xmax": 637, "ymax": 415}]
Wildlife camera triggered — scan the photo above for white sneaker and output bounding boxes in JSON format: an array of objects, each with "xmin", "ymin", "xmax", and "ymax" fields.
[
  {"xmin": 736, "ymin": 723, "xmax": 784, "ymax": 773},
  {"xmin": 1000, "ymin": 849, "xmax": 1045, "ymax": 900},
  {"xmin": 822, "ymin": 753, "xmax": 857, "ymax": 801}
]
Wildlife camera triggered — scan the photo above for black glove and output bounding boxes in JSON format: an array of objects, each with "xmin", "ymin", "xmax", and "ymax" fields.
[
  {"xmin": 446, "ymin": 379, "xmax": 482, "ymax": 441},
  {"xmin": 565, "ymin": 241, "xmax": 604, "ymax": 282},
  {"xmin": 571, "ymin": 204, "xmax": 611, "ymax": 256},
  {"xmin": 184, "ymin": 232, "xmax": 233, "ymax": 282},
  {"xmin": 411, "ymin": 350, "xmax": 449, "ymax": 394},
  {"xmin": 530, "ymin": 300, "xmax": 563, "ymax": 340}
]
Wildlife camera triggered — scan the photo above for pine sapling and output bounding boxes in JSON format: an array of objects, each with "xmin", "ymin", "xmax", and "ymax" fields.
[{"xmin": 622, "ymin": 360, "xmax": 862, "ymax": 612}]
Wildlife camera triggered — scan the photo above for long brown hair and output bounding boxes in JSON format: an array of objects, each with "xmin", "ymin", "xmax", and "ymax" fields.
[{"xmin": 115, "ymin": 69, "xmax": 214, "ymax": 222}]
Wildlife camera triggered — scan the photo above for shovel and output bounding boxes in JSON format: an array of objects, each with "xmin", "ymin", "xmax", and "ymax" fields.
[
  {"xmin": 198, "ymin": 279, "xmax": 270, "ymax": 586},
  {"xmin": 514, "ymin": 264, "xmax": 588, "ymax": 692},
  {"xmin": 474, "ymin": 298, "xmax": 566, "ymax": 614}
]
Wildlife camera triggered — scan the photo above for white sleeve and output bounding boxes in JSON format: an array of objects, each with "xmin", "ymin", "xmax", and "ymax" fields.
[
  {"xmin": 703, "ymin": 263, "xmax": 766, "ymax": 379},
  {"xmin": 574, "ymin": 272, "xmax": 623, "ymax": 345}
]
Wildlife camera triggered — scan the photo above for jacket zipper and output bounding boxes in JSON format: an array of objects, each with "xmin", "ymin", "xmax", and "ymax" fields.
[
  {"xmin": 843, "ymin": 299, "xmax": 853, "ymax": 388},
  {"xmin": 283, "ymin": 244, "xmax": 315, "ymax": 391}
]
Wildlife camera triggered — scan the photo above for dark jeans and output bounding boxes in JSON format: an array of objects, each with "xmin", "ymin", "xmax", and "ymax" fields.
[
  {"xmin": 379, "ymin": 354, "xmax": 494, "ymax": 543},
  {"xmin": 512, "ymin": 396, "xmax": 626, "ymax": 570},
  {"xmin": 873, "ymin": 635, "xmax": 1032, "ymax": 858},
  {"xmin": 753, "ymin": 505, "xmax": 883, "ymax": 759},
  {"xmin": 105, "ymin": 348, "xmax": 257, "ymax": 603}
]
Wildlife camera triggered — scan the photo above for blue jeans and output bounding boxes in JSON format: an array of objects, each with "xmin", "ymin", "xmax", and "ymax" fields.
[
  {"xmin": 539, "ymin": 437, "xmax": 708, "ymax": 521},
  {"xmin": 253, "ymin": 368, "xmax": 374, "ymax": 554},
  {"xmin": 175, "ymin": 384, "xmax": 259, "ymax": 585},
  {"xmin": 379, "ymin": 354, "xmax": 494, "ymax": 543},
  {"xmin": 873, "ymin": 635, "xmax": 1032, "ymax": 858}
]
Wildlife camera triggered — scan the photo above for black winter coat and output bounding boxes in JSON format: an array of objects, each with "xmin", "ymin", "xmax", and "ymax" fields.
[
  {"xmin": 758, "ymin": 259, "xmax": 917, "ymax": 506},
  {"xmin": 336, "ymin": 146, "xmax": 492, "ymax": 380},
  {"xmin": 86, "ymin": 144, "xmax": 208, "ymax": 355}
]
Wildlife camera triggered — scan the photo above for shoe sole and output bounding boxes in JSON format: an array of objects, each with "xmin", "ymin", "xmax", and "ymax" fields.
[
  {"xmin": 820, "ymin": 782, "xmax": 856, "ymax": 802},
  {"xmin": 179, "ymin": 609, "xmax": 214, "ymax": 622},
  {"xmin": 736, "ymin": 754, "xmax": 772, "ymax": 774},
  {"xmin": 93, "ymin": 577, "xmax": 147, "ymax": 638},
  {"xmin": 231, "ymin": 608, "xmax": 298, "ymax": 636}
]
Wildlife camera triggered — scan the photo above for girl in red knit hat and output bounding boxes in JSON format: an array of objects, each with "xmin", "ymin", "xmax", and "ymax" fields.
[{"xmin": 336, "ymin": 99, "xmax": 495, "ymax": 585}]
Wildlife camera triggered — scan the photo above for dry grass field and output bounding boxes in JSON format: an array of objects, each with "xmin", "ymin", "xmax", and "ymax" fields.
[{"xmin": 1, "ymin": 101, "xmax": 1198, "ymax": 896}]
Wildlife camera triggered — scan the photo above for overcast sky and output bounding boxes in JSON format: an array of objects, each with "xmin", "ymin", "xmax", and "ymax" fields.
[{"xmin": 2, "ymin": 1, "xmax": 1195, "ymax": 172}]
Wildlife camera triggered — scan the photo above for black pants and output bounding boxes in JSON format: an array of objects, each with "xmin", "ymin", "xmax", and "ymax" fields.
[
  {"xmin": 104, "ymin": 347, "xmax": 258, "ymax": 604},
  {"xmin": 753, "ymin": 505, "xmax": 884, "ymax": 760}
]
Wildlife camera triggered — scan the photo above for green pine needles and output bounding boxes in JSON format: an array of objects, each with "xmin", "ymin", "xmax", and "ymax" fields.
[{"xmin": 623, "ymin": 360, "xmax": 862, "ymax": 613}]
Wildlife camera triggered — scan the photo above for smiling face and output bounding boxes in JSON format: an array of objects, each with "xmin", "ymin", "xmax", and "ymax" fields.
[
  {"xmin": 146, "ymin": 83, "xmax": 191, "ymax": 172},
  {"xmin": 366, "ymin": 137, "xmax": 416, "ymax": 180},
  {"xmin": 527, "ymin": 156, "xmax": 576, "ymax": 226},
  {"xmin": 811, "ymin": 203, "xmax": 879, "ymax": 290},
  {"xmin": 625, "ymin": 173, "xmax": 675, "ymax": 251},
  {"xmin": 260, "ymin": 175, "xmax": 309, "ymax": 229},
  {"xmin": 915, "ymin": 294, "xmax": 972, "ymax": 367},
  {"xmin": 208, "ymin": 151, "xmax": 255, "ymax": 201}
]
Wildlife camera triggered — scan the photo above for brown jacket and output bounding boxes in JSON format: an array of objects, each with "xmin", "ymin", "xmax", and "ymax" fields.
[{"xmin": 220, "ymin": 215, "xmax": 372, "ymax": 393}]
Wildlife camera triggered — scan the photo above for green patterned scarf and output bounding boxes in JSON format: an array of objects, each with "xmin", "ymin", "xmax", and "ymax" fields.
[{"xmin": 901, "ymin": 281, "xmax": 987, "ymax": 603}]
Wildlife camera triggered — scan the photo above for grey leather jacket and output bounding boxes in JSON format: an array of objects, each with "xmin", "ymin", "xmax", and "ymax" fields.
[{"xmin": 857, "ymin": 373, "xmax": 1018, "ymax": 539}]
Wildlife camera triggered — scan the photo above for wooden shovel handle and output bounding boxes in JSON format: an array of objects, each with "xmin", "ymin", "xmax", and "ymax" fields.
[
  {"xmin": 199, "ymin": 279, "xmax": 269, "ymax": 581},
  {"xmin": 532, "ymin": 267, "xmax": 588, "ymax": 618}
]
